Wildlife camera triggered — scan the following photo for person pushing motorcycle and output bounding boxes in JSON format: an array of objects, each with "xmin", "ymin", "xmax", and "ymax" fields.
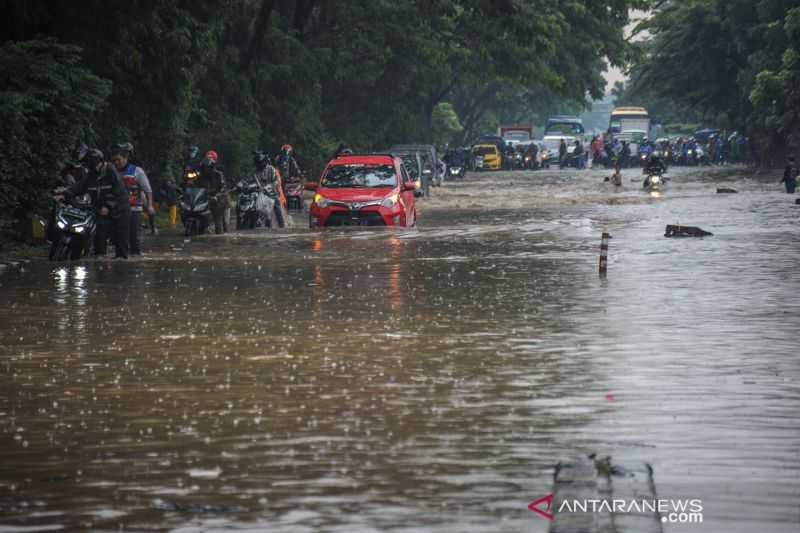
[
  {"xmin": 240, "ymin": 151, "xmax": 286, "ymax": 228},
  {"xmin": 110, "ymin": 142, "xmax": 153, "ymax": 255},
  {"xmin": 66, "ymin": 149, "xmax": 131, "ymax": 258}
]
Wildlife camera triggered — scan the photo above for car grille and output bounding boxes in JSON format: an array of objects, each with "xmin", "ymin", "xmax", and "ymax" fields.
[{"xmin": 325, "ymin": 211, "xmax": 386, "ymax": 227}]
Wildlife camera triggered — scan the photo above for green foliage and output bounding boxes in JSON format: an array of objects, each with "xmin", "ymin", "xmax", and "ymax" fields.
[
  {"xmin": 750, "ymin": 7, "xmax": 800, "ymax": 151},
  {"xmin": 2, "ymin": 0, "xmax": 645, "ymax": 217},
  {"xmin": 431, "ymin": 103, "xmax": 464, "ymax": 147},
  {"xmin": 0, "ymin": 40, "xmax": 110, "ymax": 215},
  {"xmin": 625, "ymin": 0, "xmax": 800, "ymax": 162}
]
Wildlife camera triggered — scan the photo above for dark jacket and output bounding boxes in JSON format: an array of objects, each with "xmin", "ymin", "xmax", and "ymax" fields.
[
  {"xmin": 782, "ymin": 164, "xmax": 798, "ymax": 183},
  {"xmin": 198, "ymin": 167, "xmax": 226, "ymax": 195},
  {"xmin": 69, "ymin": 163, "xmax": 131, "ymax": 218}
]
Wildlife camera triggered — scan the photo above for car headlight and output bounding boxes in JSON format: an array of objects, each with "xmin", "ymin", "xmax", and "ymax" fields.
[
  {"xmin": 381, "ymin": 193, "xmax": 399, "ymax": 209},
  {"xmin": 313, "ymin": 193, "xmax": 331, "ymax": 208}
]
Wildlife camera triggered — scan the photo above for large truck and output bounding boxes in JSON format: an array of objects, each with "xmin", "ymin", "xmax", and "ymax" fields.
[
  {"xmin": 541, "ymin": 115, "xmax": 586, "ymax": 166},
  {"xmin": 608, "ymin": 107, "xmax": 650, "ymax": 138},
  {"xmin": 544, "ymin": 115, "xmax": 585, "ymax": 137},
  {"xmin": 608, "ymin": 106, "xmax": 651, "ymax": 158}
]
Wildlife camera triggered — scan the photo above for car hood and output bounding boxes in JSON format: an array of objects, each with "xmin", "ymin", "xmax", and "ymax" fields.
[{"xmin": 317, "ymin": 187, "xmax": 396, "ymax": 202}]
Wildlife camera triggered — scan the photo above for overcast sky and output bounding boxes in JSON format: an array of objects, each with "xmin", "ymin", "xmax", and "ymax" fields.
[{"xmin": 604, "ymin": 9, "xmax": 648, "ymax": 94}]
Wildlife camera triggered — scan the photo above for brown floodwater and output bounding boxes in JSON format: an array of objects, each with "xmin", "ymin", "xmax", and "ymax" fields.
[{"xmin": 1, "ymin": 167, "xmax": 798, "ymax": 532}]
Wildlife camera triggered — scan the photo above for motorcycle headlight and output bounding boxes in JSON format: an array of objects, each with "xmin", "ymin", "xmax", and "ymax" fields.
[
  {"xmin": 688, "ymin": 150, "xmax": 693, "ymax": 155},
  {"xmin": 313, "ymin": 193, "xmax": 331, "ymax": 208},
  {"xmin": 56, "ymin": 219, "xmax": 66, "ymax": 229},
  {"xmin": 73, "ymin": 225, "xmax": 85, "ymax": 233},
  {"xmin": 381, "ymin": 193, "xmax": 399, "ymax": 209}
]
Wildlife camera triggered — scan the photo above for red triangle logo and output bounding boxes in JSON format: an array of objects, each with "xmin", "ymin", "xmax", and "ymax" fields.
[{"xmin": 528, "ymin": 492, "xmax": 555, "ymax": 521}]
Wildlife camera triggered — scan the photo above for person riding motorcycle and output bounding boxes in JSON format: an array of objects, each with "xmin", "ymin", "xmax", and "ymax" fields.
[
  {"xmin": 643, "ymin": 152, "xmax": 667, "ymax": 189},
  {"xmin": 66, "ymin": 149, "xmax": 131, "ymax": 258},
  {"xmin": 238, "ymin": 151, "xmax": 286, "ymax": 228},
  {"xmin": 275, "ymin": 144, "xmax": 303, "ymax": 183},
  {"xmin": 197, "ymin": 150, "xmax": 228, "ymax": 234},
  {"xmin": 332, "ymin": 143, "xmax": 352, "ymax": 159},
  {"xmin": 110, "ymin": 142, "xmax": 153, "ymax": 256}
]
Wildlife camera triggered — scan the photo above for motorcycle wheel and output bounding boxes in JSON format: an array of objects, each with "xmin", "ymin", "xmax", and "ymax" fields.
[
  {"xmin": 48, "ymin": 239, "xmax": 60, "ymax": 260},
  {"xmin": 51, "ymin": 237, "xmax": 70, "ymax": 261},
  {"xmin": 68, "ymin": 238, "xmax": 83, "ymax": 260}
]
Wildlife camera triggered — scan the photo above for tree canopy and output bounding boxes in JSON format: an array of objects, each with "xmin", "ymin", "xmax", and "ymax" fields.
[
  {"xmin": 1, "ymin": 0, "xmax": 644, "ymax": 216},
  {"xmin": 619, "ymin": 0, "xmax": 800, "ymax": 163}
]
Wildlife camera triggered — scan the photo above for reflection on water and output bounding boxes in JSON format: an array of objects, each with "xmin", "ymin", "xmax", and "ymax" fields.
[
  {"xmin": 0, "ymin": 168, "xmax": 799, "ymax": 532},
  {"xmin": 54, "ymin": 266, "xmax": 89, "ymax": 336}
]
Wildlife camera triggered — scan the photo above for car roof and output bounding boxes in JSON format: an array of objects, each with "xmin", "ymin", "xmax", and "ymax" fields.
[{"xmin": 329, "ymin": 154, "xmax": 397, "ymax": 166}]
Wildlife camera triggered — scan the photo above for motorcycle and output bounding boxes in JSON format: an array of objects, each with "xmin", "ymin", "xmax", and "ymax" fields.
[
  {"xmin": 284, "ymin": 176, "xmax": 304, "ymax": 211},
  {"xmin": 512, "ymin": 153, "xmax": 526, "ymax": 170},
  {"xmin": 643, "ymin": 171, "xmax": 666, "ymax": 191},
  {"xmin": 49, "ymin": 195, "xmax": 95, "ymax": 261},
  {"xmin": 236, "ymin": 180, "xmax": 273, "ymax": 229},
  {"xmin": 447, "ymin": 164, "xmax": 465, "ymax": 179},
  {"xmin": 180, "ymin": 185, "xmax": 211, "ymax": 236}
]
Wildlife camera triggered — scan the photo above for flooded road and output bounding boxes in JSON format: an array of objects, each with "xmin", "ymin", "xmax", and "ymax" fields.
[{"xmin": 1, "ymin": 166, "xmax": 799, "ymax": 532}]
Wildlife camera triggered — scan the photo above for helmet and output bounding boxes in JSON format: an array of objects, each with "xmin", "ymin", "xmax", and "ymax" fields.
[
  {"xmin": 281, "ymin": 144, "xmax": 292, "ymax": 153},
  {"xmin": 205, "ymin": 150, "xmax": 218, "ymax": 162},
  {"xmin": 72, "ymin": 143, "xmax": 89, "ymax": 164},
  {"xmin": 110, "ymin": 142, "xmax": 134, "ymax": 157},
  {"xmin": 187, "ymin": 145, "xmax": 200, "ymax": 160},
  {"xmin": 254, "ymin": 150, "xmax": 270, "ymax": 169},
  {"xmin": 340, "ymin": 147, "xmax": 353, "ymax": 155},
  {"xmin": 84, "ymin": 148, "xmax": 105, "ymax": 170}
]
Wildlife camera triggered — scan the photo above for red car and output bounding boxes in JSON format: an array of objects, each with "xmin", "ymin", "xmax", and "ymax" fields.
[{"xmin": 307, "ymin": 154, "xmax": 417, "ymax": 228}]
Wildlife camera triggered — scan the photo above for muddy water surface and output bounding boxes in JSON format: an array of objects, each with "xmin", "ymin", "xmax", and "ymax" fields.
[{"xmin": 1, "ymin": 167, "xmax": 799, "ymax": 532}]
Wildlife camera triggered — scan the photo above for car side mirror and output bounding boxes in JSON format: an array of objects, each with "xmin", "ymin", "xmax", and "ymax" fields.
[
  {"xmin": 403, "ymin": 181, "xmax": 416, "ymax": 191},
  {"xmin": 304, "ymin": 181, "xmax": 318, "ymax": 191}
]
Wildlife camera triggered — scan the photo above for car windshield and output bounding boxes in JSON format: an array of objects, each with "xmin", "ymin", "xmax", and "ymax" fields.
[
  {"xmin": 321, "ymin": 164, "xmax": 397, "ymax": 188},
  {"xmin": 473, "ymin": 146, "xmax": 496, "ymax": 156},
  {"xmin": 546, "ymin": 122, "xmax": 584, "ymax": 135}
]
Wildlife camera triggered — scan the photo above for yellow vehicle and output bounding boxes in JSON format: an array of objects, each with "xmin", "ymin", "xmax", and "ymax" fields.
[{"xmin": 472, "ymin": 144, "xmax": 502, "ymax": 170}]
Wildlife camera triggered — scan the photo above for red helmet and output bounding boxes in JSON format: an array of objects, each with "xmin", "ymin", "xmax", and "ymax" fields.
[
  {"xmin": 205, "ymin": 150, "xmax": 218, "ymax": 162},
  {"xmin": 281, "ymin": 144, "xmax": 292, "ymax": 152}
]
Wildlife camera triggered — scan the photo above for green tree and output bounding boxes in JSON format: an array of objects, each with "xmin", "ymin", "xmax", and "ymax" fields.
[
  {"xmin": 0, "ymin": 40, "xmax": 110, "ymax": 215},
  {"xmin": 431, "ymin": 102, "xmax": 464, "ymax": 147}
]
